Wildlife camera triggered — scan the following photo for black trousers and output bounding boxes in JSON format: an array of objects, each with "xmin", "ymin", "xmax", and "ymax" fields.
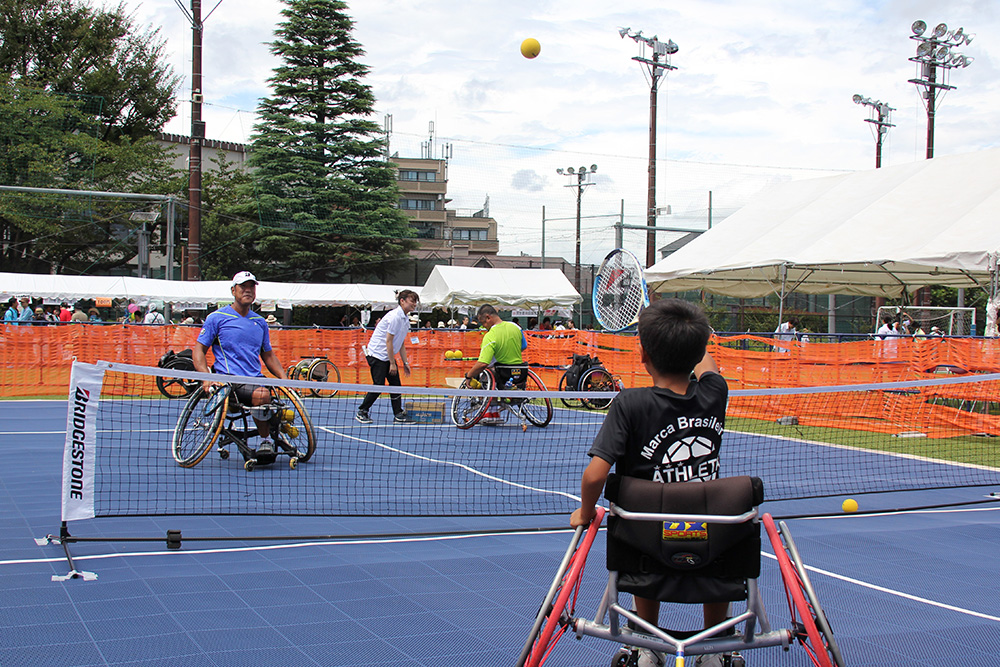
[{"xmin": 359, "ymin": 355, "xmax": 402, "ymax": 413}]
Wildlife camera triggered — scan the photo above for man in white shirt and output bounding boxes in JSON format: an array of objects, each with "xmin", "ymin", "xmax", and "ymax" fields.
[
  {"xmin": 143, "ymin": 303, "xmax": 165, "ymax": 325},
  {"xmin": 773, "ymin": 316, "xmax": 799, "ymax": 353},
  {"xmin": 356, "ymin": 290, "xmax": 419, "ymax": 424}
]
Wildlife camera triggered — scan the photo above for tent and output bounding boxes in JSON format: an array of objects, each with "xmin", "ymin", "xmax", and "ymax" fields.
[
  {"xmin": 644, "ymin": 147, "xmax": 1000, "ymax": 300},
  {"xmin": 419, "ymin": 265, "xmax": 581, "ymax": 310},
  {"xmin": 0, "ymin": 272, "xmax": 416, "ymax": 309}
]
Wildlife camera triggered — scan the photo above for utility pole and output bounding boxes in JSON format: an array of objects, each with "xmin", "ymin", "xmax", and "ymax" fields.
[
  {"xmin": 556, "ymin": 165, "xmax": 597, "ymax": 292},
  {"xmin": 619, "ymin": 27, "xmax": 677, "ymax": 268}
]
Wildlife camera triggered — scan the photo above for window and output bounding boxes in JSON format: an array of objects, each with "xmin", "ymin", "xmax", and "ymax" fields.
[
  {"xmin": 398, "ymin": 170, "xmax": 436, "ymax": 182},
  {"xmin": 452, "ymin": 228, "xmax": 488, "ymax": 241},
  {"xmin": 399, "ymin": 199, "xmax": 436, "ymax": 211}
]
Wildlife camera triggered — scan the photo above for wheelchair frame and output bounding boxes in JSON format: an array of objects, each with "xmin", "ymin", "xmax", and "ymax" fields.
[
  {"xmin": 450, "ymin": 365, "xmax": 553, "ymax": 430},
  {"xmin": 518, "ymin": 505, "xmax": 843, "ymax": 667},
  {"xmin": 172, "ymin": 384, "xmax": 316, "ymax": 471}
]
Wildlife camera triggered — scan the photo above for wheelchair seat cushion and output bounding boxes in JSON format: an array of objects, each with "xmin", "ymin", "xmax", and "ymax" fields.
[{"xmin": 605, "ymin": 475, "xmax": 764, "ymax": 603}]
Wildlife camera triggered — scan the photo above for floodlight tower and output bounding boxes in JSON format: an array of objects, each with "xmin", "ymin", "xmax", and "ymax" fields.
[
  {"xmin": 908, "ymin": 20, "xmax": 974, "ymax": 159},
  {"xmin": 852, "ymin": 95, "xmax": 895, "ymax": 168},
  {"xmin": 557, "ymin": 165, "xmax": 597, "ymax": 292},
  {"xmin": 620, "ymin": 27, "xmax": 678, "ymax": 268}
]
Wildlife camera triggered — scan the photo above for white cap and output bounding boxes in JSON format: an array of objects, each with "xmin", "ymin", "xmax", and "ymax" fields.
[{"xmin": 231, "ymin": 271, "xmax": 258, "ymax": 287}]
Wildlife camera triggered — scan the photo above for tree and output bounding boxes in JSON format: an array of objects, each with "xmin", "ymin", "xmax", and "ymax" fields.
[
  {"xmin": 241, "ymin": 0, "xmax": 414, "ymax": 282},
  {"xmin": 0, "ymin": 0, "xmax": 182, "ymax": 274}
]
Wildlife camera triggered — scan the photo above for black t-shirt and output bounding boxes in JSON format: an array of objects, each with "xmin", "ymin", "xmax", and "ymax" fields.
[{"xmin": 588, "ymin": 372, "xmax": 728, "ymax": 484}]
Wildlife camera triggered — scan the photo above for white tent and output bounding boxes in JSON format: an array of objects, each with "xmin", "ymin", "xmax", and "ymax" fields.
[
  {"xmin": 0, "ymin": 272, "xmax": 417, "ymax": 309},
  {"xmin": 645, "ymin": 148, "xmax": 1000, "ymax": 300},
  {"xmin": 419, "ymin": 265, "xmax": 581, "ymax": 309}
]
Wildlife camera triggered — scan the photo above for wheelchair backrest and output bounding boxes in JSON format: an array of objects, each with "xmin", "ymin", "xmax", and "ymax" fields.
[{"xmin": 604, "ymin": 475, "xmax": 764, "ymax": 580}]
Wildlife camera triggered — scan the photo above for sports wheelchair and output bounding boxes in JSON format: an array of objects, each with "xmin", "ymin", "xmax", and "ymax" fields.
[
  {"xmin": 518, "ymin": 475, "xmax": 843, "ymax": 667},
  {"xmin": 450, "ymin": 364, "xmax": 553, "ymax": 429},
  {"xmin": 558, "ymin": 353, "xmax": 625, "ymax": 410},
  {"xmin": 155, "ymin": 349, "xmax": 200, "ymax": 398},
  {"xmin": 285, "ymin": 356, "xmax": 341, "ymax": 397},
  {"xmin": 172, "ymin": 383, "xmax": 316, "ymax": 471}
]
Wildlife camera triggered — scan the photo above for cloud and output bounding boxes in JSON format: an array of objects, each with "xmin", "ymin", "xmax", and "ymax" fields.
[{"xmin": 511, "ymin": 169, "xmax": 546, "ymax": 192}]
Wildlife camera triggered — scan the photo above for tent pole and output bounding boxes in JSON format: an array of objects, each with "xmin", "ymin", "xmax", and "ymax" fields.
[{"xmin": 777, "ymin": 263, "xmax": 787, "ymax": 326}]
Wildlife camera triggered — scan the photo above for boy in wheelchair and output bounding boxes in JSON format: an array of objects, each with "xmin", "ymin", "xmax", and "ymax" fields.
[{"xmin": 571, "ymin": 298, "xmax": 730, "ymax": 667}]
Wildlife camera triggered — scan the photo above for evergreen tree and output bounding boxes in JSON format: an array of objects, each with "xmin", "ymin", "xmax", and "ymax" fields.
[{"xmin": 244, "ymin": 0, "xmax": 414, "ymax": 282}]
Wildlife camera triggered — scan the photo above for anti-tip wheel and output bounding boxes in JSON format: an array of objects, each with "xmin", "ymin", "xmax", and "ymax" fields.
[
  {"xmin": 289, "ymin": 457, "xmax": 298, "ymax": 469},
  {"xmin": 244, "ymin": 459, "xmax": 256, "ymax": 471}
]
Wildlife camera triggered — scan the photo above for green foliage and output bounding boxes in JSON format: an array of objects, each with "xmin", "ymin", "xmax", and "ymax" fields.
[
  {"xmin": 244, "ymin": 0, "xmax": 415, "ymax": 282},
  {"xmin": 0, "ymin": 0, "xmax": 182, "ymax": 274}
]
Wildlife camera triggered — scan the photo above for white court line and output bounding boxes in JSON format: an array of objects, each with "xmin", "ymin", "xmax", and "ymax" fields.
[{"xmin": 316, "ymin": 424, "xmax": 583, "ymax": 503}]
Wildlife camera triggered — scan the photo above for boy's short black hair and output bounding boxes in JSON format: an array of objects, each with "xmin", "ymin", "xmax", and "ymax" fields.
[{"xmin": 638, "ymin": 298, "xmax": 711, "ymax": 376}]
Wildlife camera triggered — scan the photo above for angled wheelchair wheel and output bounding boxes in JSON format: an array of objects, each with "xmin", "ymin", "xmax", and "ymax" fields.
[
  {"xmin": 579, "ymin": 366, "xmax": 622, "ymax": 411},
  {"xmin": 451, "ymin": 372, "xmax": 494, "ymax": 429},
  {"xmin": 305, "ymin": 358, "xmax": 340, "ymax": 398},
  {"xmin": 272, "ymin": 386, "xmax": 316, "ymax": 463},
  {"xmin": 521, "ymin": 369, "xmax": 553, "ymax": 427},
  {"xmin": 763, "ymin": 514, "xmax": 844, "ymax": 667},
  {"xmin": 156, "ymin": 358, "xmax": 200, "ymax": 399},
  {"xmin": 172, "ymin": 386, "xmax": 228, "ymax": 467},
  {"xmin": 558, "ymin": 371, "xmax": 582, "ymax": 408},
  {"xmin": 517, "ymin": 507, "xmax": 606, "ymax": 667}
]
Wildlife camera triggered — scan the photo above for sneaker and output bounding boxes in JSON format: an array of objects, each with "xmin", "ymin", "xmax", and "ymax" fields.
[
  {"xmin": 256, "ymin": 439, "xmax": 274, "ymax": 457},
  {"xmin": 355, "ymin": 408, "xmax": 373, "ymax": 424},
  {"xmin": 393, "ymin": 411, "xmax": 415, "ymax": 424},
  {"xmin": 637, "ymin": 648, "xmax": 666, "ymax": 667}
]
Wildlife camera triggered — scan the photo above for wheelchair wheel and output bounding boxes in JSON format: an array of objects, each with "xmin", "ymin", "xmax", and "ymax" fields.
[
  {"xmin": 172, "ymin": 386, "xmax": 228, "ymax": 467},
  {"xmin": 579, "ymin": 366, "xmax": 623, "ymax": 411},
  {"xmin": 305, "ymin": 358, "xmax": 340, "ymax": 398},
  {"xmin": 517, "ymin": 507, "xmax": 606, "ymax": 667},
  {"xmin": 521, "ymin": 369, "xmax": 553, "ymax": 427},
  {"xmin": 450, "ymin": 372, "xmax": 494, "ymax": 429},
  {"xmin": 272, "ymin": 386, "xmax": 316, "ymax": 463},
  {"xmin": 763, "ymin": 514, "xmax": 844, "ymax": 667},
  {"xmin": 288, "ymin": 359, "xmax": 312, "ymax": 381},
  {"xmin": 558, "ymin": 371, "xmax": 582, "ymax": 408},
  {"xmin": 156, "ymin": 358, "xmax": 200, "ymax": 399}
]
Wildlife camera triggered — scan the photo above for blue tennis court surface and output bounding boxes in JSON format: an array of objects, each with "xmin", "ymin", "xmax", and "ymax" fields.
[{"xmin": 3, "ymin": 399, "xmax": 1000, "ymax": 666}]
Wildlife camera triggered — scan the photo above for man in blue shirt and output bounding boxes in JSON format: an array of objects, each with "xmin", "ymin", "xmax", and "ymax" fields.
[
  {"xmin": 3, "ymin": 298, "xmax": 17, "ymax": 325},
  {"xmin": 17, "ymin": 297, "xmax": 33, "ymax": 325},
  {"xmin": 193, "ymin": 271, "xmax": 288, "ymax": 458}
]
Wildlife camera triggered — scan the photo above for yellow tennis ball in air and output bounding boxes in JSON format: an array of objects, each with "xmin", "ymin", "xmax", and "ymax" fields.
[
  {"xmin": 520, "ymin": 37, "xmax": 541, "ymax": 59},
  {"xmin": 842, "ymin": 498, "xmax": 858, "ymax": 513}
]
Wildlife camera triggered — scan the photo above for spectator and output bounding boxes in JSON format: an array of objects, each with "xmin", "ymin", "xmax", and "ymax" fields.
[
  {"xmin": 554, "ymin": 320, "xmax": 566, "ymax": 330},
  {"xmin": 124, "ymin": 303, "xmax": 142, "ymax": 324},
  {"xmin": 265, "ymin": 314, "xmax": 279, "ymax": 328},
  {"xmin": 351, "ymin": 315, "xmax": 363, "ymax": 328},
  {"xmin": 459, "ymin": 316, "xmax": 470, "ymax": 330},
  {"xmin": 564, "ymin": 319, "xmax": 576, "ymax": 330},
  {"xmin": 33, "ymin": 307, "xmax": 47, "ymax": 325},
  {"xmin": 70, "ymin": 303, "xmax": 89, "ymax": 322},
  {"xmin": 875, "ymin": 314, "xmax": 894, "ymax": 340},
  {"xmin": 87, "ymin": 308, "xmax": 102, "ymax": 322},
  {"xmin": 540, "ymin": 317, "xmax": 553, "ymax": 331},
  {"xmin": 3, "ymin": 298, "xmax": 17, "ymax": 325},
  {"xmin": 44, "ymin": 305, "xmax": 59, "ymax": 323},
  {"xmin": 527, "ymin": 317, "xmax": 538, "ymax": 330},
  {"xmin": 773, "ymin": 316, "xmax": 799, "ymax": 353},
  {"xmin": 143, "ymin": 303, "xmax": 165, "ymax": 325},
  {"xmin": 18, "ymin": 297, "xmax": 34, "ymax": 325},
  {"xmin": 58, "ymin": 302, "xmax": 72, "ymax": 322}
]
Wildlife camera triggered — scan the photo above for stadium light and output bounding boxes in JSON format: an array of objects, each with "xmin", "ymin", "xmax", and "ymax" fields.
[
  {"xmin": 853, "ymin": 95, "xmax": 895, "ymax": 168},
  {"xmin": 620, "ymin": 27, "xmax": 678, "ymax": 268},
  {"xmin": 908, "ymin": 19, "xmax": 975, "ymax": 159},
  {"xmin": 557, "ymin": 164, "xmax": 597, "ymax": 293}
]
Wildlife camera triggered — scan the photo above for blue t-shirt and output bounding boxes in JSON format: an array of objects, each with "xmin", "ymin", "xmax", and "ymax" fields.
[{"xmin": 196, "ymin": 306, "xmax": 272, "ymax": 377}]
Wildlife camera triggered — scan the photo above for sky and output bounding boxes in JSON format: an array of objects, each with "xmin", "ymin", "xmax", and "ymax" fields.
[{"xmin": 107, "ymin": 0, "xmax": 1000, "ymax": 269}]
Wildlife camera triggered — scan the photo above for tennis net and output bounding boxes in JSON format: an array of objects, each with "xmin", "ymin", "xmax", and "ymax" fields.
[{"xmin": 60, "ymin": 361, "xmax": 1000, "ymax": 523}]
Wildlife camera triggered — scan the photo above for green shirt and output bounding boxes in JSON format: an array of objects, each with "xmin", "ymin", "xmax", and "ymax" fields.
[{"xmin": 478, "ymin": 320, "xmax": 524, "ymax": 365}]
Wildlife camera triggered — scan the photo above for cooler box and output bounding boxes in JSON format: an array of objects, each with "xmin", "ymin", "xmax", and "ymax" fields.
[{"xmin": 404, "ymin": 400, "xmax": 445, "ymax": 424}]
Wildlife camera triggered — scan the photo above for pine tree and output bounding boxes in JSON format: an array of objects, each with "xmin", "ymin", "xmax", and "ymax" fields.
[{"xmin": 245, "ymin": 0, "xmax": 414, "ymax": 282}]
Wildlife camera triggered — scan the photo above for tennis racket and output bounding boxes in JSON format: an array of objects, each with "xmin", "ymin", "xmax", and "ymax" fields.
[{"xmin": 592, "ymin": 248, "xmax": 649, "ymax": 332}]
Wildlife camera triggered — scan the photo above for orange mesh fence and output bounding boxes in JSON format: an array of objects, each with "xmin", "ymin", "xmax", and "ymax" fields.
[{"xmin": 3, "ymin": 325, "xmax": 1000, "ymax": 438}]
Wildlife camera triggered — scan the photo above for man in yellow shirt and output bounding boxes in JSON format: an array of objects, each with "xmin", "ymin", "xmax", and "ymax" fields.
[{"xmin": 464, "ymin": 304, "xmax": 527, "ymax": 388}]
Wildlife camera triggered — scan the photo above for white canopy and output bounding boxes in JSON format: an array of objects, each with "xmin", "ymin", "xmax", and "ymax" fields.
[
  {"xmin": 419, "ymin": 265, "xmax": 581, "ymax": 309},
  {"xmin": 0, "ymin": 272, "xmax": 416, "ymax": 309},
  {"xmin": 645, "ymin": 148, "xmax": 1000, "ymax": 299}
]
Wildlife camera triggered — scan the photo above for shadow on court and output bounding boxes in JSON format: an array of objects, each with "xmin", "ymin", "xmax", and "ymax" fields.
[{"xmin": 2, "ymin": 400, "xmax": 1000, "ymax": 666}]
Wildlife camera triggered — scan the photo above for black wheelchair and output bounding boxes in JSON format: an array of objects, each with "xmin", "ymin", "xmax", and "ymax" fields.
[
  {"xmin": 155, "ymin": 349, "xmax": 200, "ymax": 398},
  {"xmin": 450, "ymin": 364, "xmax": 553, "ymax": 429},
  {"xmin": 558, "ymin": 354, "xmax": 625, "ymax": 411},
  {"xmin": 285, "ymin": 356, "xmax": 342, "ymax": 397},
  {"xmin": 172, "ymin": 383, "xmax": 316, "ymax": 471},
  {"xmin": 518, "ymin": 475, "xmax": 843, "ymax": 667}
]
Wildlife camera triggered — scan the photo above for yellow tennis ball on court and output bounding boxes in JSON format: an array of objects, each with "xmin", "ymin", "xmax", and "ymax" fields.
[
  {"xmin": 842, "ymin": 498, "xmax": 858, "ymax": 513},
  {"xmin": 520, "ymin": 37, "xmax": 541, "ymax": 59}
]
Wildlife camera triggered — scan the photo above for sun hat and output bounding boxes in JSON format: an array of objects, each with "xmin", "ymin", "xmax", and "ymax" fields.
[
  {"xmin": 265, "ymin": 314, "xmax": 278, "ymax": 324},
  {"xmin": 231, "ymin": 271, "xmax": 258, "ymax": 287}
]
